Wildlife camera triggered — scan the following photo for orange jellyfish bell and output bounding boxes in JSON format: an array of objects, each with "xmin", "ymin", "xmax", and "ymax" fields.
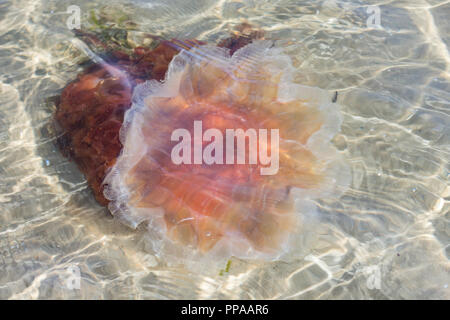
[{"xmin": 103, "ymin": 41, "xmax": 349, "ymax": 264}]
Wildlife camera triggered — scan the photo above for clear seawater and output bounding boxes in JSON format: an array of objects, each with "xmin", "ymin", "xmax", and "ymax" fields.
[{"xmin": 0, "ymin": 0, "xmax": 449, "ymax": 299}]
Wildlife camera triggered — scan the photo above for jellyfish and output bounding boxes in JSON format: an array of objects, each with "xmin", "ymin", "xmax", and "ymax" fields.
[{"xmin": 102, "ymin": 41, "xmax": 350, "ymax": 264}]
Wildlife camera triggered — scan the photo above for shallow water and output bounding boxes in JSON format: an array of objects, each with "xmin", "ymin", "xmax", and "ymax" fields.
[{"xmin": 0, "ymin": 0, "xmax": 449, "ymax": 299}]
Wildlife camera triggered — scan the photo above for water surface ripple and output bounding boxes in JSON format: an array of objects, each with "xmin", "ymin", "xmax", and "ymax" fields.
[{"xmin": 0, "ymin": 0, "xmax": 449, "ymax": 299}]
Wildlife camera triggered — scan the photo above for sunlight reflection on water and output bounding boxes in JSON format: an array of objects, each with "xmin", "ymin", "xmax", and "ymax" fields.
[{"xmin": 0, "ymin": 0, "xmax": 449, "ymax": 299}]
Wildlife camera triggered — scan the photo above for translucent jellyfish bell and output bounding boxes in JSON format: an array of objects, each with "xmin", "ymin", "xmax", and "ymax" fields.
[{"xmin": 103, "ymin": 41, "xmax": 350, "ymax": 267}]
